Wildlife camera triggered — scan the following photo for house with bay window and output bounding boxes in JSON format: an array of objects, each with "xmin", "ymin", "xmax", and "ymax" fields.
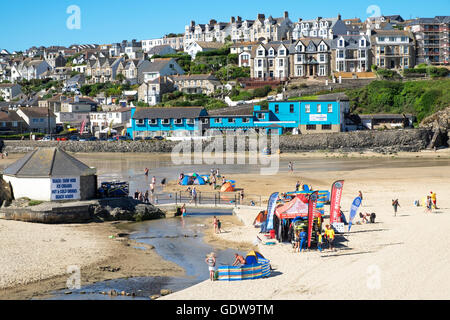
[
  {"xmin": 331, "ymin": 35, "xmax": 371, "ymax": 73},
  {"xmin": 370, "ymin": 30, "xmax": 415, "ymax": 69},
  {"xmin": 290, "ymin": 38, "xmax": 331, "ymax": 78}
]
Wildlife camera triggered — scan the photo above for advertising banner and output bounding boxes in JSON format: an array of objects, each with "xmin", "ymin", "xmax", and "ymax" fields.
[
  {"xmin": 348, "ymin": 196, "xmax": 362, "ymax": 232},
  {"xmin": 265, "ymin": 192, "xmax": 279, "ymax": 231},
  {"xmin": 307, "ymin": 191, "xmax": 319, "ymax": 248},
  {"xmin": 329, "ymin": 180, "xmax": 344, "ymax": 224}
]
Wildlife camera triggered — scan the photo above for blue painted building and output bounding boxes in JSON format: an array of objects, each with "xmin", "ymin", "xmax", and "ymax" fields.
[
  {"xmin": 129, "ymin": 107, "xmax": 209, "ymax": 138},
  {"xmin": 128, "ymin": 98, "xmax": 348, "ymax": 138}
]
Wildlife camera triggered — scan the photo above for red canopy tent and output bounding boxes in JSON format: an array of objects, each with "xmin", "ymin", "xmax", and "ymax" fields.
[{"xmin": 275, "ymin": 194, "xmax": 322, "ymax": 220}]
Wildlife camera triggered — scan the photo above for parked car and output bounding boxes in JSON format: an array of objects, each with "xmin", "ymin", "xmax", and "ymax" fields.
[
  {"xmin": 144, "ymin": 137, "xmax": 153, "ymax": 141},
  {"xmin": 40, "ymin": 135, "xmax": 54, "ymax": 141},
  {"xmin": 116, "ymin": 135, "xmax": 131, "ymax": 141},
  {"xmin": 69, "ymin": 135, "xmax": 79, "ymax": 141},
  {"xmin": 133, "ymin": 136, "xmax": 143, "ymax": 141},
  {"xmin": 56, "ymin": 137, "xmax": 68, "ymax": 141},
  {"xmin": 154, "ymin": 136, "xmax": 164, "ymax": 140},
  {"xmin": 87, "ymin": 136, "xmax": 98, "ymax": 141}
]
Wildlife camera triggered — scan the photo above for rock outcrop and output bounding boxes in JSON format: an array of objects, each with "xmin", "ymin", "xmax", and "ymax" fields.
[{"xmin": 420, "ymin": 107, "xmax": 450, "ymax": 148}]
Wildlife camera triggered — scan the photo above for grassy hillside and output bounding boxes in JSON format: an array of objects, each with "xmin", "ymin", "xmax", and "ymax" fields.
[{"xmin": 346, "ymin": 79, "xmax": 450, "ymax": 123}]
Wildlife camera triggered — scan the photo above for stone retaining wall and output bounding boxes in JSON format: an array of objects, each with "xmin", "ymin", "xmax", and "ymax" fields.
[{"xmin": 1, "ymin": 128, "xmax": 435, "ymax": 154}]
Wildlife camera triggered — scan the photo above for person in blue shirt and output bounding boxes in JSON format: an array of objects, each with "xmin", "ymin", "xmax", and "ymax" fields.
[{"xmin": 299, "ymin": 229, "xmax": 307, "ymax": 253}]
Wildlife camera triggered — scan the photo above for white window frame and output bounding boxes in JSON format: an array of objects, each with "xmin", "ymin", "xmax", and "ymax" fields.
[
  {"xmin": 162, "ymin": 119, "xmax": 170, "ymax": 125},
  {"xmin": 327, "ymin": 104, "xmax": 333, "ymax": 113},
  {"xmin": 305, "ymin": 104, "xmax": 311, "ymax": 113}
]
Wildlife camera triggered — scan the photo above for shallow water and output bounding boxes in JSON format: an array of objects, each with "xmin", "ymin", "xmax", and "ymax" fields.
[
  {"xmin": 47, "ymin": 209, "xmax": 241, "ymax": 300},
  {"xmin": 72, "ymin": 153, "xmax": 450, "ymax": 197}
]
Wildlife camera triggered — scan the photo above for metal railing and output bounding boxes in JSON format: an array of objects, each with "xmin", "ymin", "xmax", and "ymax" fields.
[{"xmin": 149, "ymin": 190, "xmax": 264, "ymax": 207}]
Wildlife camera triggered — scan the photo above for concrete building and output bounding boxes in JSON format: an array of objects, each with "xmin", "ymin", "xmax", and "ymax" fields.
[{"xmin": 3, "ymin": 147, "xmax": 97, "ymax": 202}]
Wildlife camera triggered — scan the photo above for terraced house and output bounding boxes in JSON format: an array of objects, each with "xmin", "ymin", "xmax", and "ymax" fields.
[
  {"xmin": 250, "ymin": 39, "xmax": 332, "ymax": 79},
  {"xmin": 331, "ymin": 35, "xmax": 371, "ymax": 73},
  {"xmin": 291, "ymin": 15, "xmax": 349, "ymax": 40},
  {"xmin": 86, "ymin": 56, "xmax": 124, "ymax": 83},
  {"xmin": 370, "ymin": 30, "xmax": 415, "ymax": 70}
]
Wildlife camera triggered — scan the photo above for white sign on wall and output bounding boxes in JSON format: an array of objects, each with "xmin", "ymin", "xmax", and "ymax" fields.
[
  {"xmin": 332, "ymin": 222, "xmax": 345, "ymax": 233},
  {"xmin": 51, "ymin": 177, "xmax": 80, "ymax": 201},
  {"xmin": 309, "ymin": 114, "xmax": 328, "ymax": 122}
]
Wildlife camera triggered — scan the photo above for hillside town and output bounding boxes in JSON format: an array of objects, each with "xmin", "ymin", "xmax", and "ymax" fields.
[{"xmin": 0, "ymin": 12, "xmax": 449, "ymax": 140}]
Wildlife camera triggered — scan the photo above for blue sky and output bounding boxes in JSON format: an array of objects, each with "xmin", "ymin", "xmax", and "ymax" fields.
[{"xmin": 2, "ymin": 0, "xmax": 449, "ymax": 51}]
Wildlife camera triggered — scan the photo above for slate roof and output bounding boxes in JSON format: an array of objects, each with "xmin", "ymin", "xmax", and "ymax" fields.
[
  {"xmin": 3, "ymin": 147, "xmax": 96, "ymax": 178},
  {"xmin": 133, "ymin": 107, "xmax": 207, "ymax": 120}
]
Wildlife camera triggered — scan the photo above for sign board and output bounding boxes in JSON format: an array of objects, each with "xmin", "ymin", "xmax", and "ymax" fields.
[
  {"xmin": 332, "ymin": 222, "xmax": 345, "ymax": 233},
  {"xmin": 309, "ymin": 114, "xmax": 328, "ymax": 122},
  {"xmin": 51, "ymin": 177, "xmax": 80, "ymax": 201}
]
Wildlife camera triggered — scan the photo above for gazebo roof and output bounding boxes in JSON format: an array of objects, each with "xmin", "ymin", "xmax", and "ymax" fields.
[{"xmin": 3, "ymin": 147, "xmax": 96, "ymax": 178}]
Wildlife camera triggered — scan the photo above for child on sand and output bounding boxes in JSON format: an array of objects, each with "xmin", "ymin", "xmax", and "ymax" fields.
[{"xmin": 205, "ymin": 252, "xmax": 216, "ymax": 281}]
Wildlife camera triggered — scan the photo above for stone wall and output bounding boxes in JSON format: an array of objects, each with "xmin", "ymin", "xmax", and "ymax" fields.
[{"xmin": 1, "ymin": 128, "xmax": 435, "ymax": 154}]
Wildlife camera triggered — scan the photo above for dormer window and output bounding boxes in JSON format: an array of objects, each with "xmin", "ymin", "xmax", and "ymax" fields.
[
  {"xmin": 269, "ymin": 49, "xmax": 274, "ymax": 56},
  {"xmin": 360, "ymin": 39, "xmax": 365, "ymax": 47},
  {"xmin": 279, "ymin": 49, "xmax": 285, "ymax": 56},
  {"xmin": 339, "ymin": 39, "xmax": 344, "ymax": 47}
]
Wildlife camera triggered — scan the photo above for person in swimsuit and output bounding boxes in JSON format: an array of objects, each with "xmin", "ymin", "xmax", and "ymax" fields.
[
  {"xmin": 205, "ymin": 252, "xmax": 216, "ymax": 281},
  {"xmin": 232, "ymin": 253, "xmax": 246, "ymax": 266}
]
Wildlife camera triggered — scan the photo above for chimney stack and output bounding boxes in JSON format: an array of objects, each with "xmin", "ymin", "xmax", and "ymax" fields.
[
  {"xmin": 257, "ymin": 14, "xmax": 265, "ymax": 20},
  {"xmin": 237, "ymin": 16, "xmax": 242, "ymax": 22},
  {"xmin": 190, "ymin": 20, "xmax": 195, "ymax": 27},
  {"xmin": 338, "ymin": 14, "xmax": 342, "ymax": 20},
  {"xmin": 284, "ymin": 11, "xmax": 289, "ymax": 18},
  {"xmin": 230, "ymin": 16, "xmax": 236, "ymax": 23}
]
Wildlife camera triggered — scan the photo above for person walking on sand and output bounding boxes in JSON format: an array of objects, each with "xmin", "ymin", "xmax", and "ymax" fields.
[
  {"xmin": 205, "ymin": 252, "xmax": 216, "ymax": 281},
  {"xmin": 293, "ymin": 230, "xmax": 300, "ymax": 252},
  {"xmin": 288, "ymin": 161, "xmax": 293, "ymax": 173},
  {"xmin": 392, "ymin": 199, "xmax": 400, "ymax": 216},
  {"xmin": 190, "ymin": 186, "xmax": 197, "ymax": 204},
  {"xmin": 299, "ymin": 229, "xmax": 307, "ymax": 253},
  {"xmin": 217, "ymin": 219, "xmax": 222, "ymax": 233},
  {"xmin": 430, "ymin": 191, "xmax": 438, "ymax": 209},
  {"xmin": 213, "ymin": 216, "xmax": 218, "ymax": 234},
  {"xmin": 426, "ymin": 196, "xmax": 433, "ymax": 213},
  {"xmin": 296, "ymin": 181, "xmax": 301, "ymax": 192},
  {"xmin": 144, "ymin": 168, "xmax": 149, "ymax": 176}
]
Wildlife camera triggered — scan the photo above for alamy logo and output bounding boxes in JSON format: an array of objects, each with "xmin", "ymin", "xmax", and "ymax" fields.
[
  {"xmin": 171, "ymin": 130, "xmax": 280, "ymax": 175},
  {"xmin": 66, "ymin": 5, "xmax": 81, "ymax": 30}
]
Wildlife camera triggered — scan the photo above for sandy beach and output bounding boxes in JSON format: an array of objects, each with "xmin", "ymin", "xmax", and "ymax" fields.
[
  {"xmin": 162, "ymin": 157, "xmax": 450, "ymax": 300},
  {"xmin": 0, "ymin": 149, "xmax": 449, "ymax": 299},
  {"xmin": 0, "ymin": 220, "xmax": 184, "ymax": 300}
]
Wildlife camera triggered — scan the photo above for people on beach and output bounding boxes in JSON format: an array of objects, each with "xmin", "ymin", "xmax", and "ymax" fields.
[
  {"xmin": 190, "ymin": 187, "xmax": 197, "ymax": 204},
  {"xmin": 222, "ymin": 176, "xmax": 226, "ymax": 185},
  {"xmin": 232, "ymin": 253, "xmax": 246, "ymax": 266},
  {"xmin": 134, "ymin": 189, "xmax": 139, "ymax": 200},
  {"xmin": 295, "ymin": 181, "xmax": 301, "ymax": 191},
  {"xmin": 205, "ymin": 252, "xmax": 216, "ymax": 281},
  {"xmin": 213, "ymin": 216, "xmax": 218, "ymax": 234},
  {"xmin": 325, "ymin": 225, "xmax": 335, "ymax": 251},
  {"xmin": 217, "ymin": 219, "xmax": 222, "ymax": 233},
  {"xmin": 161, "ymin": 178, "xmax": 166, "ymax": 189},
  {"xmin": 359, "ymin": 212, "xmax": 369, "ymax": 224},
  {"xmin": 181, "ymin": 204, "xmax": 187, "ymax": 216},
  {"xmin": 317, "ymin": 232, "xmax": 323, "ymax": 252},
  {"xmin": 299, "ymin": 229, "xmax": 307, "ymax": 252},
  {"xmin": 392, "ymin": 199, "xmax": 400, "ymax": 216},
  {"xmin": 288, "ymin": 161, "xmax": 293, "ymax": 173},
  {"xmin": 144, "ymin": 168, "xmax": 149, "ymax": 176},
  {"xmin": 150, "ymin": 183, "xmax": 155, "ymax": 196},
  {"xmin": 144, "ymin": 190, "xmax": 149, "ymax": 203},
  {"xmin": 430, "ymin": 191, "xmax": 438, "ymax": 209},
  {"xmin": 151, "ymin": 176, "xmax": 156, "ymax": 186},
  {"xmin": 293, "ymin": 230, "xmax": 300, "ymax": 252},
  {"xmin": 425, "ymin": 196, "xmax": 433, "ymax": 213}
]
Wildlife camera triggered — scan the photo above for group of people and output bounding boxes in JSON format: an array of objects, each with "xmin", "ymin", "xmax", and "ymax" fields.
[
  {"xmin": 425, "ymin": 191, "xmax": 438, "ymax": 213},
  {"xmin": 295, "ymin": 181, "xmax": 313, "ymax": 192},
  {"xmin": 213, "ymin": 216, "xmax": 222, "ymax": 234},
  {"xmin": 292, "ymin": 224, "xmax": 336, "ymax": 253}
]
